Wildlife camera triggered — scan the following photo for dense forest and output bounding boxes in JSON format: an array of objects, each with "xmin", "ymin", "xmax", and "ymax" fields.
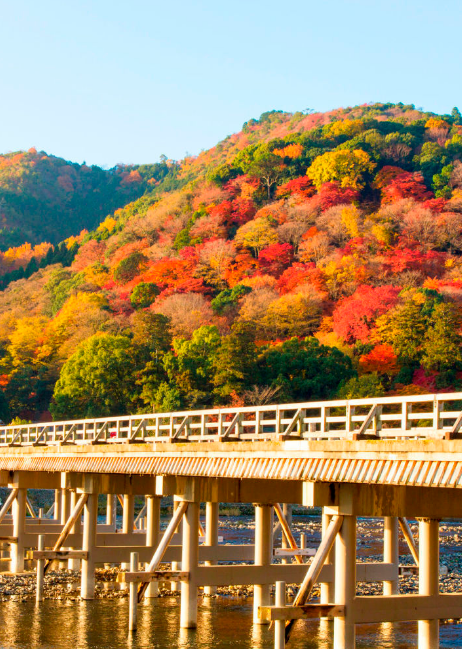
[
  {"xmin": 1, "ymin": 102, "xmax": 462, "ymax": 423},
  {"xmin": 0, "ymin": 149, "xmax": 179, "ymax": 250}
]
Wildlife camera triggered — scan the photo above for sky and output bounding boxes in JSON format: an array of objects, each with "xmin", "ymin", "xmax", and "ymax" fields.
[{"xmin": 1, "ymin": 0, "xmax": 461, "ymax": 168}]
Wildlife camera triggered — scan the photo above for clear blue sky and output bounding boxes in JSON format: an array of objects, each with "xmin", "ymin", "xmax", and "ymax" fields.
[{"xmin": 1, "ymin": 0, "xmax": 461, "ymax": 168}]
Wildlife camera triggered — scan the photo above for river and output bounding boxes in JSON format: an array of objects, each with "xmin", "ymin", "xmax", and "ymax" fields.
[{"xmin": 0, "ymin": 597, "xmax": 461, "ymax": 648}]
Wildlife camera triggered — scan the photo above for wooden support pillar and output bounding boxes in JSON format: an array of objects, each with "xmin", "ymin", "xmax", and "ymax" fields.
[
  {"xmin": 171, "ymin": 499, "xmax": 182, "ymax": 592},
  {"xmin": 383, "ymin": 516, "xmax": 399, "ymax": 596},
  {"xmin": 281, "ymin": 504, "xmax": 292, "ymax": 565},
  {"xmin": 274, "ymin": 581, "xmax": 286, "ymax": 649},
  {"xmin": 128, "ymin": 552, "xmax": 139, "ymax": 631},
  {"xmin": 36, "ymin": 535, "xmax": 45, "ymax": 602},
  {"xmin": 81, "ymin": 493, "xmax": 98, "ymax": 600},
  {"xmin": 418, "ymin": 518, "xmax": 439, "ymax": 649},
  {"xmin": 180, "ymin": 501, "xmax": 199, "ymax": 629},
  {"xmin": 54, "ymin": 490, "xmax": 61, "ymax": 521},
  {"xmin": 144, "ymin": 495, "xmax": 161, "ymax": 598},
  {"xmin": 121, "ymin": 495, "xmax": 135, "ymax": 580},
  {"xmin": 60, "ymin": 489, "xmax": 71, "ymax": 570},
  {"xmin": 68, "ymin": 491, "xmax": 81, "ymax": 571},
  {"xmin": 11, "ymin": 488, "xmax": 26, "ymax": 573},
  {"xmin": 321, "ymin": 510, "xmax": 335, "ymax": 605},
  {"xmin": 334, "ymin": 515, "xmax": 356, "ymax": 649},
  {"xmin": 253, "ymin": 503, "xmax": 273, "ymax": 625},
  {"xmin": 106, "ymin": 494, "xmax": 117, "ymax": 531},
  {"xmin": 204, "ymin": 502, "xmax": 218, "ymax": 596}
]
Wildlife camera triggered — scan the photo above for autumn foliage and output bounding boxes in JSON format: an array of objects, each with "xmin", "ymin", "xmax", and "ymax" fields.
[{"xmin": 2, "ymin": 101, "xmax": 462, "ymax": 421}]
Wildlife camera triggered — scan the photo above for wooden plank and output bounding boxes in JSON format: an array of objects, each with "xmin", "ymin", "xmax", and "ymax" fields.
[
  {"xmin": 260, "ymin": 604, "xmax": 345, "ymax": 621},
  {"xmin": 33, "ymin": 550, "xmax": 88, "ymax": 560},
  {"xmin": 353, "ymin": 594, "xmax": 462, "ymax": 624},
  {"xmin": 118, "ymin": 570, "xmax": 189, "ymax": 583},
  {"xmin": 274, "ymin": 548, "xmax": 315, "ymax": 557}
]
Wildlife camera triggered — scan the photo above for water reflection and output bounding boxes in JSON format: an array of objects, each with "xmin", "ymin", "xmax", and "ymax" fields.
[{"xmin": 0, "ymin": 598, "xmax": 460, "ymax": 648}]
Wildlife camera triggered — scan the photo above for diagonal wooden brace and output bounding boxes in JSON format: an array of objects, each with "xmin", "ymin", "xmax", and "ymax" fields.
[
  {"xmin": 220, "ymin": 412, "xmax": 241, "ymax": 439},
  {"xmin": 171, "ymin": 416, "xmax": 190, "ymax": 441},
  {"xmin": 273, "ymin": 503, "xmax": 303, "ymax": 565},
  {"xmin": 137, "ymin": 500, "xmax": 189, "ymax": 602},
  {"xmin": 398, "ymin": 516, "xmax": 419, "ymax": 566},
  {"xmin": 285, "ymin": 514, "xmax": 344, "ymax": 642},
  {"xmin": 0, "ymin": 489, "xmax": 18, "ymax": 525},
  {"xmin": 43, "ymin": 493, "xmax": 88, "ymax": 575}
]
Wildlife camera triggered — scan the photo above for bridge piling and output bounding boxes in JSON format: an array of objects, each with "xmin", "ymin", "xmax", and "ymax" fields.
[
  {"xmin": 180, "ymin": 500, "xmax": 199, "ymax": 629},
  {"xmin": 334, "ymin": 515, "xmax": 356, "ymax": 649},
  {"xmin": 383, "ymin": 517, "xmax": 399, "ymax": 596},
  {"xmin": 418, "ymin": 518, "xmax": 440, "ymax": 649},
  {"xmin": 106, "ymin": 494, "xmax": 117, "ymax": 531},
  {"xmin": 81, "ymin": 492, "xmax": 98, "ymax": 599},
  {"xmin": 68, "ymin": 490, "xmax": 81, "ymax": 571},
  {"xmin": 144, "ymin": 495, "xmax": 160, "ymax": 598},
  {"xmin": 204, "ymin": 502, "xmax": 218, "ymax": 596},
  {"xmin": 11, "ymin": 487, "xmax": 26, "ymax": 573},
  {"xmin": 253, "ymin": 504, "xmax": 273, "ymax": 625},
  {"xmin": 171, "ymin": 499, "xmax": 182, "ymax": 592},
  {"xmin": 59, "ymin": 486, "xmax": 71, "ymax": 570},
  {"xmin": 320, "ymin": 511, "xmax": 335, "ymax": 606}
]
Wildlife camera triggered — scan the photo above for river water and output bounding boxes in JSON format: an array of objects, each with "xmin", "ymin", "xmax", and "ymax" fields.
[{"xmin": 0, "ymin": 597, "xmax": 461, "ymax": 648}]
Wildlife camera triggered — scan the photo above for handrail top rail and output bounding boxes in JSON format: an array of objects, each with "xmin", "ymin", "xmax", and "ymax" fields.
[{"xmin": 1, "ymin": 391, "xmax": 462, "ymax": 433}]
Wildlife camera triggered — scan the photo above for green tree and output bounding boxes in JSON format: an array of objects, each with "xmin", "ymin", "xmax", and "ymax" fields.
[
  {"xmin": 337, "ymin": 373, "xmax": 385, "ymax": 399},
  {"xmin": 421, "ymin": 303, "xmax": 462, "ymax": 371},
  {"xmin": 164, "ymin": 326, "xmax": 222, "ymax": 408},
  {"xmin": 211, "ymin": 284, "xmax": 252, "ymax": 314},
  {"xmin": 258, "ymin": 337, "xmax": 355, "ymax": 402},
  {"xmin": 452, "ymin": 107, "xmax": 462, "ymax": 125},
  {"xmin": 113, "ymin": 251, "xmax": 147, "ymax": 284},
  {"xmin": 50, "ymin": 334, "xmax": 141, "ymax": 419},
  {"xmin": 376, "ymin": 290, "xmax": 444, "ymax": 364},
  {"xmin": 213, "ymin": 322, "xmax": 257, "ymax": 401},
  {"xmin": 248, "ymin": 151, "xmax": 286, "ymax": 200},
  {"xmin": 130, "ymin": 282, "xmax": 160, "ymax": 309}
]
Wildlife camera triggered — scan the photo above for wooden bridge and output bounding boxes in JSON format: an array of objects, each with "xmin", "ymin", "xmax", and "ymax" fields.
[{"xmin": 0, "ymin": 393, "xmax": 462, "ymax": 648}]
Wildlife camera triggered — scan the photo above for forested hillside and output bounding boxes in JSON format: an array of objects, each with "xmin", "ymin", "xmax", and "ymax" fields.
[
  {"xmin": 2, "ymin": 102, "xmax": 462, "ymax": 423},
  {"xmin": 0, "ymin": 148, "xmax": 178, "ymax": 250}
]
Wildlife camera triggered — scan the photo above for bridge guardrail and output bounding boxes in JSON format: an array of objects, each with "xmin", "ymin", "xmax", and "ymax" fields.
[{"xmin": 1, "ymin": 393, "xmax": 462, "ymax": 447}]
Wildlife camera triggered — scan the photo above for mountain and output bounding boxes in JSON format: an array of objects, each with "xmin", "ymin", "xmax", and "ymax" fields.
[
  {"xmin": 1, "ymin": 101, "xmax": 462, "ymax": 423},
  {"xmin": 0, "ymin": 148, "xmax": 179, "ymax": 250}
]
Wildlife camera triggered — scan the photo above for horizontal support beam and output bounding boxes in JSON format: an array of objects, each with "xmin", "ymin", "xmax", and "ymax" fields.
[
  {"xmin": 274, "ymin": 548, "xmax": 315, "ymax": 557},
  {"xmin": 353, "ymin": 594, "xmax": 462, "ymax": 624},
  {"xmin": 117, "ymin": 570, "xmax": 189, "ymax": 583},
  {"xmin": 156, "ymin": 475, "xmax": 303, "ymax": 504},
  {"xmin": 33, "ymin": 550, "xmax": 88, "ymax": 560},
  {"xmin": 304, "ymin": 482, "xmax": 462, "ymax": 518},
  {"xmin": 260, "ymin": 604, "xmax": 345, "ymax": 622}
]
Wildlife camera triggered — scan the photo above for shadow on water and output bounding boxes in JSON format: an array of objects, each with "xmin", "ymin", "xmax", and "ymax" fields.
[{"xmin": 0, "ymin": 597, "xmax": 461, "ymax": 649}]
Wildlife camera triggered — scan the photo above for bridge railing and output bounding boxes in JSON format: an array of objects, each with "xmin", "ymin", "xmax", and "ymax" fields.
[{"xmin": 1, "ymin": 393, "xmax": 462, "ymax": 447}]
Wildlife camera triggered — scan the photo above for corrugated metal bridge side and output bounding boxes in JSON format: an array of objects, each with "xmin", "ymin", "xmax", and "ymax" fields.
[{"xmin": 0, "ymin": 439, "xmax": 460, "ymax": 489}]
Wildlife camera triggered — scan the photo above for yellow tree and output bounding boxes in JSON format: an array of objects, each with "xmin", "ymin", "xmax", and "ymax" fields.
[
  {"xmin": 307, "ymin": 149, "xmax": 376, "ymax": 189},
  {"xmin": 234, "ymin": 216, "xmax": 278, "ymax": 257}
]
